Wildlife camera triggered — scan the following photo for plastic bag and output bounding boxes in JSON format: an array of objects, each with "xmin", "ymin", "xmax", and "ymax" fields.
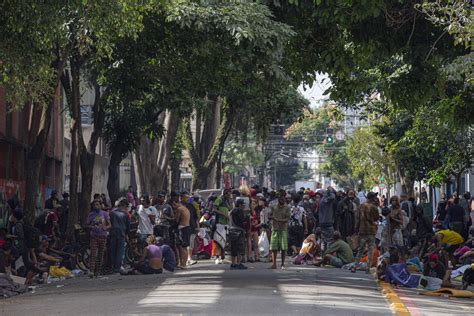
[
  {"xmin": 49, "ymin": 266, "xmax": 71, "ymax": 278},
  {"xmin": 258, "ymin": 231, "xmax": 270, "ymax": 258}
]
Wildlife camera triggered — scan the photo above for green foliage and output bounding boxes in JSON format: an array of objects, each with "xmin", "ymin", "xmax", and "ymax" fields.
[
  {"xmin": 0, "ymin": 1, "xmax": 156, "ymax": 107},
  {"xmin": 222, "ymin": 142, "xmax": 264, "ymax": 174},
  {"xmin": 285, "ymin": 103, "xmax": 343, "ymax": 143},
  {"xmin": 103, "ymin": 1, "xmax": 297, "ymax": 157},
  {"xmin": 0, "ymin": 2, "xmax": 66, "ymax": 106},
  {"xmin": 346, "ymin": 127, "xmax": 395, "ymax": 190}
]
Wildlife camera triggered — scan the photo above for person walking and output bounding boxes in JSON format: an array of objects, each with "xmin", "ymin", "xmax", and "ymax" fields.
[
  {"xmin": 269, "ymin": 191, "xmax": 291, "ymax": 270},
  {"xmin": 109, "ymin": 197, "xmax": 130, "ymax": 274},
  {"xmin": 352, "ymin": 192, "xmax": 380, "ymax": 274},
  {"xmin": 86, "ymin": 199, "xmax": 111, "ymax": 278}
]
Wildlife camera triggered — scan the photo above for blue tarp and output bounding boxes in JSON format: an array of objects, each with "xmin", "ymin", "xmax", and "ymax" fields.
[{"xmin": 384, "ymin": 263, "xmax": 421, "ymax": 288}]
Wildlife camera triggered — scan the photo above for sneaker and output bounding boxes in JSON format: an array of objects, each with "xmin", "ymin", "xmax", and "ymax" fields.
[
  {"xmin": 215, "ymin": 258, "xmax": 223, "ymax": 265},
  {"xmin": 248, "ymin": 258, "xmax": 255, "ymax": 263},
  {"xmin": 88, "ymin": 272, "xmax": 94, "ymax": 278},
  {"xmin": 238, "ymin": 264, "xmax": 248, "ymax": 270},
  {"xmin": 187, "ymin": 259, "xmax": 197, "ymax": 266},
  {"xmin": 350, "ymin": 266, "xmax": 357, "ymax": 273},
  {"xmin": 230, "ymin": 264, "xmax": 239, "ymax": 270}
]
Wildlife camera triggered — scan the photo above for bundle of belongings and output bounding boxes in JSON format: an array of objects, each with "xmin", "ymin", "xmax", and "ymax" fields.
[{"xmin": 293, "ymin": 234, "xmax": 320, "ymax": 265}]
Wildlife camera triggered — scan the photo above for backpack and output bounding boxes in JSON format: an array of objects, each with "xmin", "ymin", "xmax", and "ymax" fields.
[{"xmin": 23, "ymin": 221, "xmax": 41, "ymax": 249}]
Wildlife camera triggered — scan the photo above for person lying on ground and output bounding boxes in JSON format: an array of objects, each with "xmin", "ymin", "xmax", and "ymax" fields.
[{"xmin": 423, "ymin": 253, "xmax": 458, "ymax": 289}]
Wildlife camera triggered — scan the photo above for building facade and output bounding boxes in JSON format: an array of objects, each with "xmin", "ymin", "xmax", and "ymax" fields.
[{"xmin": 0, "ymin": 87, "xmax": 63, "ymax": 206}]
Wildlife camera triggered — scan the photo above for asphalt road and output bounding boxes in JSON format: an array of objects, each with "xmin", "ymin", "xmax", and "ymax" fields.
[{"xmin": 1, "ymin": 260, "xmax": 472, "ymax": 315}]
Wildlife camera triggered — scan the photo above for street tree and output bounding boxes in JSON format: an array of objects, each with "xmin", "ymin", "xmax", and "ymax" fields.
[
  {"xmin": 1, "ymin": 2, "xmax": 71, "ymax": 220},
  {"xmin": 58, "ymin": 1, "xmax": 155, "ymax": 228}
]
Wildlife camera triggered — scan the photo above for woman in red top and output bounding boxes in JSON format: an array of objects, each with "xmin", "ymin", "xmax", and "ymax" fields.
[{"xmin": 247, "ymin": 199, "xmax": 261, "ymax": 262}]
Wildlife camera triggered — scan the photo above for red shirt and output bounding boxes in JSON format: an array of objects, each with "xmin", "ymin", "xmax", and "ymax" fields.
[
  {"xmin": 44, "ymin": 211, "xmax": 59, "ymax": 237},
  {"xmin": 250, "ymin": 211, "xmax": 259, "ymax": 232}
]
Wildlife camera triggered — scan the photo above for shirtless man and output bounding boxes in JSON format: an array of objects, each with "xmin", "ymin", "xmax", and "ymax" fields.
[{"xmin": 171, "ymin": 198, "xmax": 191, "ymax": 269}]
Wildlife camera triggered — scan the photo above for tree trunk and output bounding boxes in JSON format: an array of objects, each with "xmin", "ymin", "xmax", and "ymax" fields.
[
  {"xmin": 186, "ymin": 98, "xmax": 234, "ymax": 191},
  {"xmin": 107, "ymin": 149, "xmax": 122, "ymax": 204},
  {"xmin": 455, "ymin": 173, "xmax": 462, "ymax": 194},
  {"xmin": 170, "ymin": 158, "xmax": 181, "ymax": 192},
  {"xmin": 192, "ymin": 167, "xmax": 212, "ymax": 191},
  {"xmin": 23, "ymin": 101, "xmax": 54, "ymax": 222},
  {"xmin": 132, "ymin": 111, "xmax": 180, "ymax": 195},
  {"xmin": 155, "ymin": 111, "xmax": 180, "ymax": 191},
  {"xmin": 63, "ymin": 57, "xmax": 83, "ymax": 234},
  {"xmin": 79, "ymin": 151, "xmax": 94, "ymax": 223},
  {"xmin": 215, "ymin": 157, "xmax": 222, "ymax": 189},
  {"xmin": 132, "ymin": 150, "xmax": 145, "ymax": 198},
  {"xmin": 67, "ymin": 112, "xmax": 80, "ymax": 234},
  {"xmin": 23, "ymin": 53, "xmax": 67, "ymax": 222},
  {"xmin": 79, "ymin": 83, "xmax": 106, "ymax": 219}
]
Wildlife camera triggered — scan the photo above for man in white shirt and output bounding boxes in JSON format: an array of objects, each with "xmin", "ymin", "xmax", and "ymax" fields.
[{"xmin": 136, "ymin": 195, "xmax": 158, "ymax": 245}]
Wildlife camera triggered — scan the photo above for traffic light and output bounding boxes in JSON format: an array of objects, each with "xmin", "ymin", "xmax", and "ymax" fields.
[{"xmin": 326, "ymin": 127, "xmax": 334, "ymax": 144}]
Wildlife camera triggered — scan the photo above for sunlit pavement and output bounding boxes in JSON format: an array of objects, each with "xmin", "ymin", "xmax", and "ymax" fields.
[
  {"xmin": 389, "ymin": 284, "xmax": 474, "ymax": 316},
  {"xmin": 0, "ymin": 260, "xmax": 472, "ymax": 315}
]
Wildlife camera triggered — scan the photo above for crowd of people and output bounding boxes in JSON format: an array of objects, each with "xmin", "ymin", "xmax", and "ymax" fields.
[{"xmin": 1, "ymin": 184, "xmax": 473, "ymax": 298}]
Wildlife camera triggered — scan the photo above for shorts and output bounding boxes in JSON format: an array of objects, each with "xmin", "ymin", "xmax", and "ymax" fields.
[
  {"xmin": 270, "ymin": 230, "xmax": 288, "ymax": 251},
  {"xmin": 229, "ymin": 229, "xmax": 245, "ymax": 257},
  {"xmin": 178, "ymin": 226, "xmax": 191, "ymax": 248},
  {"xmin": 154, "ymin": 225, "xmax": 170, "ymax": 244},
  {"xmin": 328, "ymin": 255, "xmax": 344, "ymax": 268}
]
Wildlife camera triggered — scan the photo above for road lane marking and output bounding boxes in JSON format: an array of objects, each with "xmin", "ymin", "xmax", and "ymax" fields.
[{"xmin": 377, "ymin": 280, "xmax": 411, "ymax": 316}]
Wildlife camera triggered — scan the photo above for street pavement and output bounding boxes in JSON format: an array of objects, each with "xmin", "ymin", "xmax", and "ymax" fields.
[{"xmin": 1, "ymin": 260, "xmax": 473, "ymax": 315}]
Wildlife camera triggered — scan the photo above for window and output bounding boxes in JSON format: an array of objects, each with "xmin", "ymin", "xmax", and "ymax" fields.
[{"xmin": 81, "ymin": 105, "xmax": 92, "ymax": 125}]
